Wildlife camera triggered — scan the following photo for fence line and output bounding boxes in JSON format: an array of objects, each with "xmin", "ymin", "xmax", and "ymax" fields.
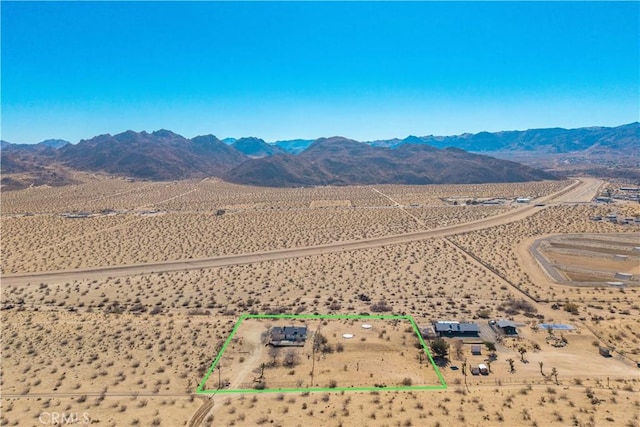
[{"xmin": 462, "ymin": 374, "xmax": 638, "ymax": 387}]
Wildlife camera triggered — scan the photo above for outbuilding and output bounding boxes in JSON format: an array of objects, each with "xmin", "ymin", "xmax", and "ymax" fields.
[{"xmin": 599, "ymin": 346, "xmax": 612, "ymax": 357}]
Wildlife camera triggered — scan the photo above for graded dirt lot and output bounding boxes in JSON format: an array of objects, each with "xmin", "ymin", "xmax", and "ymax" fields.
[
  {"xmin": 531, "ymin": 234, "xmax": 640, "ymax": 284},
  {"xmin": 1, "ymin": 175, "xmax": 639, "ymax": 427}
]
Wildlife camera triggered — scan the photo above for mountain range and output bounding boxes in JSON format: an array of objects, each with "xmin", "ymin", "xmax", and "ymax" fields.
[
  {"xmin": 2, "ymin": 123, "xmax": 637, "ymax": 189},
  {"xmin": 223, "ymin": 137, "xmax": 555, "ymax": 186},
  {"xmin": 367, "ymin": 122, "xmax": 639, "ymax": 153}
]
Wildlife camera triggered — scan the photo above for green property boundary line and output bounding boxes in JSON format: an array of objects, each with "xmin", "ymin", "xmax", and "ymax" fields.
[{"xmin": 196, "ymin": 313, "xmax": 447, "ymax": 394}]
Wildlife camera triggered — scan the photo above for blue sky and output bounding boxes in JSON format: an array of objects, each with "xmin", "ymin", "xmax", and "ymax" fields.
[{"xmin": 2, "ymin": 1, "xmax": 638, "ymax": 144}]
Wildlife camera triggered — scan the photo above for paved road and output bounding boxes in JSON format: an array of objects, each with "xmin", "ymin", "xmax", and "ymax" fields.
[
  {"xmin": 1, "ymin": 179, "xmax": 602, "ymax": 287},
  {"xmin": 529, "ymin": 238, "xmax": 567, "ymax": 283}
]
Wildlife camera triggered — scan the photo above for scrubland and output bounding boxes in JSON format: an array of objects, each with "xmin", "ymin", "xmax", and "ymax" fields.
[
  {"xmin": 2, "ymin": 176, "xmax": 568, "ymax": 274},
  {"xmin": 1, "ymin": 175, "xmax": 638, "ymax": 426}
]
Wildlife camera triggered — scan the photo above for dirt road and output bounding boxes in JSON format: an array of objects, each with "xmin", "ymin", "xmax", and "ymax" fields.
[{"xmin": 1, "ymin": 179, "xmax": 601, "ymax": 286}]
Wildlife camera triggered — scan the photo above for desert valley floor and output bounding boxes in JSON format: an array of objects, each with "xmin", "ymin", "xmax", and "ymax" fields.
[{"xmin": 1, "ymin": 174, "xmax": 639, "ymax": 427}]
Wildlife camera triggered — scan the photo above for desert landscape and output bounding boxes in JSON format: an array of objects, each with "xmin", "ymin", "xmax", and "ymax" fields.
[{"xmin": 1, "ymin": 175, "xmax": 639, "ymax": 427}]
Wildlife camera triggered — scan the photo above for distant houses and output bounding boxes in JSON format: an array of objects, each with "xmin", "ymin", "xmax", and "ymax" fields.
[
  {"xmin": 268, "ymin": 326, "xmax": 308, "ymax": 347},
  {"xmin": 62, "ymin": 211, "xmax": 91, "ymax": 219}
]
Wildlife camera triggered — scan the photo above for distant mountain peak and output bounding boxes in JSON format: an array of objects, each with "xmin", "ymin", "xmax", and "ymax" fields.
[
  {"xmin": 37, "ymin": 139, "xmax": 70, "ymax": 149},
  {"xmin": 232, "ymin": 137, "xmax": 284, "ymax": 158},
  {"xmin": 151, "ymin": 129, "xmax": 182, "ymax": 139}
]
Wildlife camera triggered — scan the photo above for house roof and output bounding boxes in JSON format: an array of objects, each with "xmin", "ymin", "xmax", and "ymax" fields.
[
  {"xmin": 434, "ymin": 321, "xmax": 479, "ymax": 333},
  {"xmin": 496, "ymin": 320, "xmax": 517, "ymax": 328},
  {"xmin": 271, "ymin": 326, "xmax": 307, "ymax": 340}
]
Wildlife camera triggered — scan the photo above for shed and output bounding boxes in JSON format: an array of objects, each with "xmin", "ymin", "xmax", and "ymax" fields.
[
  {"xmin": 420, "ymin": 326, "xmax": 438, "ymax": 340},
  {"xmin": 471, "ymin": 345, "xmax": 482, "ymax": 355}
]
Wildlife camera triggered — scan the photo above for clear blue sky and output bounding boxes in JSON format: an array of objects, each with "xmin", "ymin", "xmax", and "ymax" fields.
[{"xmin": 2, "ymin": 1, "xmax": 638, "ymax": 144}]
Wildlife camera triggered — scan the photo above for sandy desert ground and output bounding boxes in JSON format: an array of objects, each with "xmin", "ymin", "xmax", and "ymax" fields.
[{"xmin": 1, "ymin": 174, "xmax": 639, "ymax": 427}]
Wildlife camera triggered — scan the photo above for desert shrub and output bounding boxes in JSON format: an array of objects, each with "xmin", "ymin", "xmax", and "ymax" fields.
[
  {"xmin": 564, "ymin": 303, "xmax": 580, "ymax": 315},
  {"xmin": 370, "ymin": 300, "xmax": 392, "ymax": 312},
  {"xmin": 477, "ymin": 308, "xmax": 492, "ymax": 319},
  {"xmin": 283, "ymin": 349, "xmax": 300, "ymax": 367}
]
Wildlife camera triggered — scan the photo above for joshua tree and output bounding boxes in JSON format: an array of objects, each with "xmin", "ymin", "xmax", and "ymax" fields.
[
  {"xmin": 259, "ymin": 363, "xmax": 266, "ymax": 381},
  {"xmin": 518, "ymin": 346, "xmax": 527, "ymax": 362},
  {"xmin": 538, "ymin": 361, "xmax": 545, "ymax": 377},
  {"xmin": 506, "ymin": 358, "xmax": 515, "ymax": 373},
  {"xmin": 461, "ymin": 361, "xmax": 467, "ymax": 386},
  {"xmin": 550, "ymin": 367, "xmax": 559, "ymax": 385}
]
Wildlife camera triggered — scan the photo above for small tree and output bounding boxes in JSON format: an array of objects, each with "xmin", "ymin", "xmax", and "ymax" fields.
[
  {"xmin": 283, "ymin": 349, "xmax": 300, "ymax": 367},
  {"xmin": 454, "ymin": 340, "xmax": 464, "ymax": 360},
  {"xmin": 313, "ymin": 332, "xmax": 328, "ymax": 353},
  {"xmin": 430, "ymin": 338, "xmax": 450, "ymax": 359},
  {"xmin": 269, "ymin": 346, "xmax": 281, "ymax": 367}
]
